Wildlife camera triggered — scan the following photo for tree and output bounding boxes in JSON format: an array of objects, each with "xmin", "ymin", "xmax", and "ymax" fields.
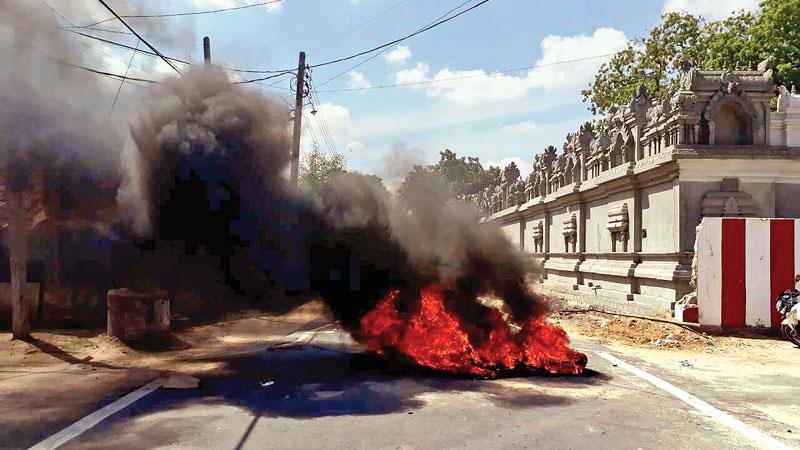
[
  {"xmin": 299, "ymin": 144, "xmax": 347, "ymax": 193},
  {"xmin": 748, "ymin": 0, "xmax": 800, "ymax": 88},
  {"xmin": 582, "ymin": 0, "xmax": 800, "ymax": 115},
  {"xmin": 397, "ymin": 149, "xmax": 502, "ymax": 204}
]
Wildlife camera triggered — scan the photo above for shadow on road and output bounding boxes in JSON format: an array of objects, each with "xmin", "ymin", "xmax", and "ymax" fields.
[
  {"xmin": 58, "ymin": 340, "xmax": 611, "ymax": 449},
  {"xmin": 128, "ymin": 343, "xmax": 610, "ymax": 420}
]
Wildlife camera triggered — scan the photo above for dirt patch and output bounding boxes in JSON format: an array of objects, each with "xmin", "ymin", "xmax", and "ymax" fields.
[
  {"xmin": 552, "ymin": 310, "xmax": 782, "ymax": 354},
  {"xmin": 0, "ymin": 299, "xmax": 335, "ymax": 447},
  {"xmin": 0, "ymin": 300, "xmax": 334, "ymax": 374}
]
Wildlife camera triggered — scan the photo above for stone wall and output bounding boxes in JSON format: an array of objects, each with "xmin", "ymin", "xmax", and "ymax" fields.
[{"xmin": 473, "ymin": 61, "xmax": 800, "ymax": 315}]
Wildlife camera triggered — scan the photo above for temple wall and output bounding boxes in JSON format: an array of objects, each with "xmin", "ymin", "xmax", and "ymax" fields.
[
  {"xmin": 500, "ymin": 221, "xmax": 520, "ymax": 248},
  {"xmin": 472, "ymin": 64, "xmax": 800, "ymax": 317},
  {"xmin": 641, "ymin": 182, "xmax": 679, "ymax": 253},
  {"xmin": 776, "ymin": 183, "xmax": 800, "ymax": 216}
]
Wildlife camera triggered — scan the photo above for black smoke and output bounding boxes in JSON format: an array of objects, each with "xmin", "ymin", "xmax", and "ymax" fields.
[{"xmin": 125, "ymin": 66, "xmax": 544, "ymax": 340}]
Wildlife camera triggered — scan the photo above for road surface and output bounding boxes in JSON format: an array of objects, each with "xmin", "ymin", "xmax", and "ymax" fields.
[{"xmin": 26, "ymin": 323, "xmax": 799, "ymax": 450}]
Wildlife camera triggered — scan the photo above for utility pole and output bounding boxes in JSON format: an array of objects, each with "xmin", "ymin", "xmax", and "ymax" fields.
[
  {"xmin": 203, "ymin": 36, "xmax": 211, "ymax": 65},
  {"xmin": 9, "ymin": 187, "xmax": 29, "ymax": 340},
  {"xmin": 290, "ymin": 51, "xmax": 306, "ymax": 188}
]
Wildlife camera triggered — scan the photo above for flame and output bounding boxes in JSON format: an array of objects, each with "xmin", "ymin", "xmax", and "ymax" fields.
[{"xmin": 356, "ymin": 284, "xmax": 586, "ymax": 377}]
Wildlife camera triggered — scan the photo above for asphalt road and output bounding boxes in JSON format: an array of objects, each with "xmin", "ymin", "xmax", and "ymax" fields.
[{"xmin": 40, "ymin": 324, "xmax": 795, "ymax": 450}]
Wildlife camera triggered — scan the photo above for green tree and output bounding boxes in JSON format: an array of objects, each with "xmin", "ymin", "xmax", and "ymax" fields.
[
  {"xmin": 582, "ymin": 0, "xmax": 800, "ymax": 115},
  {"xmin": 581, "ymin": 13, "xmax": 706, "ymax": 115},
  {"xmin": 748, "ymin": 0, "xmax": 800, "ymax": 88},
  {"xmin": 397, "ymin": 149, "xmax": 502, "ymax": 203},
  {"xmin": 299, "ymin": 144, "xmax": 347, "ymax": 192}
]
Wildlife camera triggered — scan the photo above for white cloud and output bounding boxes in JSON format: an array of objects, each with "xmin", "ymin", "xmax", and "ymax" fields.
[
  {"xmin": 424, "ymin": 69, "xmax": 532, "ymax": 106},
  {"xmin": 188, "ymin": 0, "xmax": 282, "ymax": 12},
  {"xmin": 347, "ymin": 141, "xmax": 363, "ymax": 152},
  {"xmin": 502, "ymin": 120, "xmax": 541, "ymax": 134},
  {"xmin": 391, "ymin": 27, "xmax": 628, "ymax": 106},
  {"xmin": 485, "ymin": 156, "xmax": 532, "ymax": 179},
  {"xmin": 527, "ymin": 27, "xmax": 628, "ymax": 90},
  {"xmin": 395, "ymin": 62, "xmax": 429, "ymax": 84},
  {"xmin": 383, "ymin": 45, "xmax": 412, "ymax": 64},
  {"xmin": 302, "ymin": 102, "xmax": 352, "ymax": 151},
  {"xmin": 348, "ymin": 70, "xmax": 372, "ymax": 90},
  {"xmin": 662, "ymin": 0, "xmax": 759, "ymax": 20},
  {"xmin": 313, "ymin": 103, "xmax": 351, "ymax": 136}
]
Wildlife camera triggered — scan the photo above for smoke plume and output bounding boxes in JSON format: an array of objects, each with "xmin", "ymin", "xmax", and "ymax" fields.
[
  {"xmin": 0, "ymin": 2, "xmax": 124, "ymax": 212},
  {"xmin": 380, "ymin": 141, "xmax": 426, "ymax": 191},
  {"xmin": 122, "ymin": 62, "xmax": 549, "ymax": 356}
]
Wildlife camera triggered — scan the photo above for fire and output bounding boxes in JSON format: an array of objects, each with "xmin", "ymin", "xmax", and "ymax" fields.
[{"xmin": 356, "ymin": 285, "xmax": 586, "ymax": 377}]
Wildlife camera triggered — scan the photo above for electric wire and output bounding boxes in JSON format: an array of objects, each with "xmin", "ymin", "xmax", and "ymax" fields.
[
  {"xmin": 93, "ymin": 0, "xmax": 184, "ymax": 75},
  {"xmin": 38, "ymin": 0, "xmax": 76, "ymax": 27},
  {"xmin": 311, "ymin": 0, "xmax": 413, "ymax": 54},
  {"xmin": 55, "ymin": 0, "xmax": 487, "ymax": 79},
  {"xmin": 109, "ymin": 38, "xmax": 140, "ymax": 114},
  {"xmin": 59, "ymin": 60, "xmax": 158, "ymax": 84},
  {"xmin": 73, "ymin": 0, "xmax": 488, "ymax": 78},
  {"xmin": 306, "ymin": 74, "xmax": 340, "ymax": 155},
  {"xmin": 75, "ymin": 25, "xmax": 133, "ymax": 36},
  {"xmin": 308, "ymin": 0, "xmax": 491, "ymax": 69},
  {"xmin": 316, "ymin": 53, "xmax": 619, "ymax": 93},
  {"xmin": 62, "ymin": 28, "xmax": 194, "ymax": 66},
  {"xmin": 64, "ymin": 27, "xmax": 291, "ymax": 77},
  {"xmin": 316, "ymin": 0, "xmax": 477, "ymax": 88},
  {"xmin": 82, "ymin": 0, "xmax": 284, "ymax": 27}
]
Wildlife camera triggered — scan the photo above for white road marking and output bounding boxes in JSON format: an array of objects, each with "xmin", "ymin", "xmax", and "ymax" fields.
[
  {"xmin": 595, "ymin": 351, "xmax": 791, "ymax": 450},
  {"xmin": 28, "ymin": 378, "xmax": 164, "ymax": 450},
  {"xmin": 28, "ymin": 322, "xmax": 338, "ymax": 449}
]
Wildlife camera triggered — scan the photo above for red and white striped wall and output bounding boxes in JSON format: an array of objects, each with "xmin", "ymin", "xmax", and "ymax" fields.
[{"xmin": 696, "ymin": 218, "xmax": 800, "ymax": 328}]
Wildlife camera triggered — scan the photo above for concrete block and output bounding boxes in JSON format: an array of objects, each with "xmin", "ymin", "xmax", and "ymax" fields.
[{"xmin": 107, "ymin": 288, "xmax": 170, "ymax": 342}]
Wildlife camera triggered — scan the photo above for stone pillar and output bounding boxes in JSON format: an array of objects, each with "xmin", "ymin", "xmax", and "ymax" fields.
[
  {"xmin": 578, "ymin": 201, "xmax": 587, "ymax": 253},
  {"xmin": 633, "ymin": 187, "xmax": 643, "ymax": 253},
  {"xmin": 709, "ymin": 121, "xmax": 716, "ymax": 145},
  {"xmin": 543, "ymin": 209, "xmax": 551, "ymax": 254}
]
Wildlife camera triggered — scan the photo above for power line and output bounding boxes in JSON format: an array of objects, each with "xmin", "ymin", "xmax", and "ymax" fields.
[
  {"xmin": 38, "ymin": 0, "xmax": 76, "ymax": 27},
  {"xmin": 63, "ymin": 28, "xmax": 194, "ymax": 66},
  {"xmin": 76, "ymin": 25, "xmax": 133, "ymax": 36},
  {"xmin": 93, "ymin": 0, "xmax": 183, "ymax": 75},
  {"xmin": 317, "ymin": 0, "xmax": 476, "ymax": 88},
  {"xmin": 309, "ymin": 0, "xmax": 491, "ymax": 69},
  {"xmin": 59, "ymin": 60, "xmax": 158, "ymax": 84},
  {"xmin": 110, "ymin": 38, "xmax": 141, "ymax": 114},
  {"xmin": 306, "ymin": 75, "xmax": 340, "ymax": 155},
  {"xmin": 315, "ymin": 53, "xmax": 619, "ymax": 93},
  {"xmin": 76, "ymin": 40, "xmax": 157, "ymax": 78},
  {"xmin": 63, "ymin": 27, "xmax": 293, "ymax": 76},
  {"xmin": 77, "ymin": 0, "xmax": 487, "ymax": 76},
  {"xmin": 233, "ymin": 68, "xmax": 296, "ymax": 84},
  {"xmin": 83, "ymin": 0, "xmax": 283, "ymax": 27},
  {"xmin": 311, "ymin": 0, "xmax": 413, "ymax": 54},
  {"xmin": 232, "ymin": 71, "xmax": 294, "ymax": 84}
]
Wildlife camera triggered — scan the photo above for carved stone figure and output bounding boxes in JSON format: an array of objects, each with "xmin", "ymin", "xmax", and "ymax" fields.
[{"xmin": 503, "ymin": 162, "xmax": 520, "ymax": 184}]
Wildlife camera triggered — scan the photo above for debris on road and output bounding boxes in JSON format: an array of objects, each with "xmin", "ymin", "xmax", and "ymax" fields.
[
  {"xmin": 680, "ymin": 359, "xmax": 693, "ymax": 368},
  {"xmin": 163, "ymin": 375, "xmax": 200, "ymax": 389},
  {"xmin": 260, "ymin": 380, "xmax": 275, "ymax": 387}
]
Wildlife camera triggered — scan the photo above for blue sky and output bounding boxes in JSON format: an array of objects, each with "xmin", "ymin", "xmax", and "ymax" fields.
[{"xmin": 50, "ymin": 0, "xmax": 760, "ymax": 187}]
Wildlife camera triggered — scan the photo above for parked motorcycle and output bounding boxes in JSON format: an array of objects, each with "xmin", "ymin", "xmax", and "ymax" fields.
[{"xmin": 775, "ymin": 290, "xmax": 800, "ymax": 346}]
